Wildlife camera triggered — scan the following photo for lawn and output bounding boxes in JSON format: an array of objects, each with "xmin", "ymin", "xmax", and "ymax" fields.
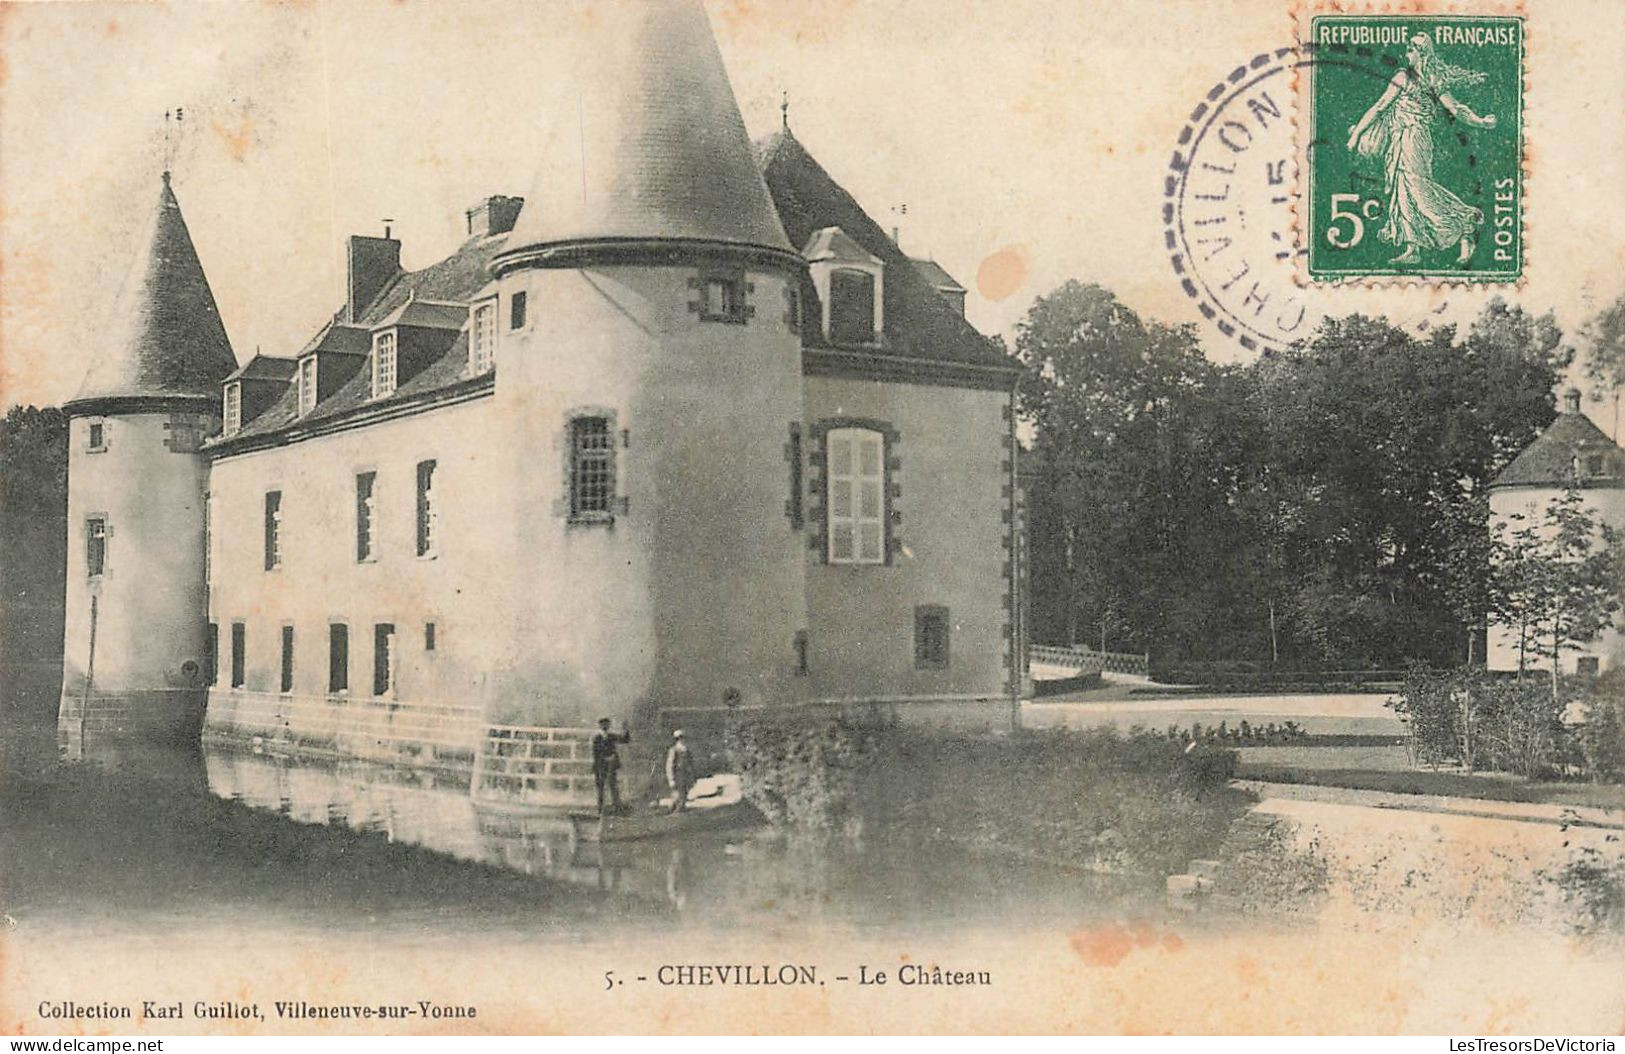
[{"xmin": 1233, "ymin": 762, "xmax": 1625, "ymax": 810}]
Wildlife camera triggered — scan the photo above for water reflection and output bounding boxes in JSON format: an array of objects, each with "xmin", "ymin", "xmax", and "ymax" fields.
[{"xmin": 202, "ymin": 742, "xmax": 1154, "ymax": 931}]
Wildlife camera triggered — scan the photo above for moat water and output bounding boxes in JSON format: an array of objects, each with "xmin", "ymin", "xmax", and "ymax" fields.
[{"xmin": 4, "ymin": 702, "xmax": 1157, "ymax": 937}]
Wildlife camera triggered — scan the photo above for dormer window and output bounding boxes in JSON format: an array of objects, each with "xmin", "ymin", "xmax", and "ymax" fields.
[
  {"xmin": 470, "ymin": 301, "xmax": 497, "ymax": 374},
  {"xmin": 297, "ymin": 356, "xmax": 318, "ymax": 416},
  {"xmin": 802, "ymin": 226, "xmax": 884, "ymax": 346},
  {"xmin": 372, "ymin": 330, "xmax": 398, "ymax": 398},
  {"xmin": 223, "ymin": 382, "xmax": 242, "ymax": 436},
  {"xmin": 830, "ymin": 269, "xmax": 877, "ymax": 344}
]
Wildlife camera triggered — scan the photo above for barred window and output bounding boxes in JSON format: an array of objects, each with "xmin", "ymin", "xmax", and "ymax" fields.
[
  {"xmin": 372, "ymin": 330, "xmax": 397, "ymax": 398},
  {"xmin": 87, "ymin": 421, "xmax": 107, "ymax": 452},
  {"xmin": 223, "ymin": 383, "xmax": 242, "ymax": 436},
  {"xmin": 264, "ymin": 491, "xmax": 282, "ymax": 570},
  {"xmin": 416, "ymin": 459, "xmax": 437, "ymax": 557},
  {"xmin": 328, "ymin": 623, "xmax": 349, "ymax": 694},
  {"xmin": 702, "ymin": 276, "xmax": 745, "ymax": 323},
  {"xmin": 373, "ymin": 622, "xmax": 396, "ymax": 697},
  {"xmin": 827, "ymin": 427, "xmax": 885, "ymax": 564},
  {"xmin": 86, "ymin": 517, "xmax": 107, "ymax": 576},
  {"xmin": 570, "ymin": 416, "xmax": 615, "ymax": 519},
  {"xmin": 230, "ymin": 622, "xmax": 246, "ymax": 688},
  {"xmin": 297, "ymin": 356, "xmax": 318, "ymax": 415},
  {"xmin": 355, "ymin": 472, "xmax": 377, "ymax": 562},
  {"xmin": 280, "ymin": 625, "xmax": 295, "ymax": 694},
  {"xmin": 914, "ymin": 606, "xmax": 950, "ymax": 670},
  {"xmin": 470, "ymin": 302, "xmax": 497, "ymax": 373}
]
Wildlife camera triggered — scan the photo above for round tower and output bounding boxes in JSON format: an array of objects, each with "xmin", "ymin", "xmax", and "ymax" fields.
[
  {"xmin": 58, "ymin": 171, "xmax": 238, "ymax": 758},
  {"xmin": 486, "ymin": 0, "xmax": 810, "ymax": 739}
]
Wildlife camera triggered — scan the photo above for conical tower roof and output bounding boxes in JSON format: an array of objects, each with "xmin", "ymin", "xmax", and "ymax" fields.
[
  {"xmin": 68, "ymin": 172, "xmax": 238, "ymax": 412},
  {"xmin": 498, "ymin": 0, "xmax": 791, "ymax": 265}
]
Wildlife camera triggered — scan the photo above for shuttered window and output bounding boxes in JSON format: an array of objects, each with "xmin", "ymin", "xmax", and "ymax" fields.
[{"xmin": 827, "ymin": 428, "xmax": 885, "ymax": 564}]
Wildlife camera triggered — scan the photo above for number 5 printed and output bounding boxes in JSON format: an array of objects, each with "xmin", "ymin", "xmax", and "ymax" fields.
[{"xmin": 1326, "ymin": 193, "xmax": 1380, "ymax": 249}]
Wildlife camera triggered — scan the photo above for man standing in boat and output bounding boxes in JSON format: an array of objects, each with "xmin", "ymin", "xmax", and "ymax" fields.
[
  {"xmin": 592, "ymin": 717, "xmax": 631, "ymax": 815},
  {"xmin": 665, "ymin": 730, "xmax": 696, "ymax": 813}
]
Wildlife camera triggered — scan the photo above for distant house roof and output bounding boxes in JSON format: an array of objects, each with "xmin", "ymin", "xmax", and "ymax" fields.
[
  {"xmin": 756, "ymin": 128, "xmax": 1010, "ymax": 371},
  {"xmin": 69, "ymin": 173, "xmax": 238, "ymax": 411},
  {"xmin": 1492, "ymin": 410, "xmax": 1624, "ymax": 487},
  {"xmin": 911, "ymin": 257, "xmax": 966, "ymax": 294}
]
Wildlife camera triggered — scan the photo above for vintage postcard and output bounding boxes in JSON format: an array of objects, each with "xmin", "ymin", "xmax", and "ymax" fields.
[{"xmin": 2, "ymin": 0, "xmax": 1623, "ymax": 1039}]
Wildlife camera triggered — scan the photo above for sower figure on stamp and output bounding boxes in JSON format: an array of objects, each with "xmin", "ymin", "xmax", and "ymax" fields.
[
  {"xmin": 591, "ymin": 717, "xmax": 631, "ymax": 815},
  {"xmin": 1347, "ymin": 34, "xmax": 1497, "ymax": 266},
  {"xmin": 665, "ymin": 730, "xmax": 695, "ymax": 814}
]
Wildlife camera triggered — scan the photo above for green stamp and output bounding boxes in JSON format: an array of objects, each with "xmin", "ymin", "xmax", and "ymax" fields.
[{"xmin": 1307, "ymin": 15, "xmax": 1523, "ymax": 281}]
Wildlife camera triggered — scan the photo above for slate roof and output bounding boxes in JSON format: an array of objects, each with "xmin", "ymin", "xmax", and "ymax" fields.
[
  {"xmin": 294, "ymin": 319, "xmax": 374, "ymax": 360},
  {"xmin": 1492, "ymin": 411, "xmax": 1625, "ymax": 487},
  {"xmin": 372, "ymin": 298, "xmax": 467, "ymax": 331},
  {"xmin": 216, "ymin": 235, "xmax": 503, "ymax": 444},
  {"xmin": 223, "ymin": 355, "xmax": 297, "ymax": 384},
  {"xmin": 756, "ymin": 128, "xmax": 1009, "ymax": 368},
  {"xmin": 804, "ymin": 226, "xmax": 883, "ymax": 266},
  {"xmin": 215, "ymin": 12, "xmax": 1014, "ymax": 447},
  {"xmin": 70, "ymin": 174, "xmax": 238, "ymax": 408},
  {"xmin": 911, "ymin": 257, "xmax": 966, "ymax": 294},
  {"xmin": 500, "ymin": 0, "xmax": 790, "ymax": 258}
]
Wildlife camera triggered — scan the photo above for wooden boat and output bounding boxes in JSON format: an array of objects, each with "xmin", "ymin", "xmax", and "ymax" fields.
[{"xmin": 569, "ymin": 774, "xmax": 758, "ymax": 842}]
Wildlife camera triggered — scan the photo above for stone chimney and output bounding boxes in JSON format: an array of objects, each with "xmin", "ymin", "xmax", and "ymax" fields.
[
  {"xmin": 1564, "ymin": 387, "xmax": 1582, "ymax": 413},
  {"xmin": 465, "ymin": 195, "xmax": 525, "ymax": 237},
  {"xmin": 347, "ymin": 234, "xmax": 401, "ymax": 323}
]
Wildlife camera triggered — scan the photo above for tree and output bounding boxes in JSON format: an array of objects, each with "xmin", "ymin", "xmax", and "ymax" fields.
[
  {"xmin": 0, "ymin": 405, "xmax": 69, "ymax": 721},
  {"xmin": 1490, "ymin": 482, "xmax": 1624, "ymax": 700},
  {"xmin": 1242, "ymin": 301, "xmax": 1566, "ymax": 666},
  {"xmin": 1016, "ymin": 282, "xmax": 1253, "ymax": 659},
  {"xmin": 1579, "ymin": 293, "xmax": 1625, "ymax": 440}
]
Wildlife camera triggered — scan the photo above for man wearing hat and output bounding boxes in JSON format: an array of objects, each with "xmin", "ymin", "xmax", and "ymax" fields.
[
  {"xmin": 665, "ymin": 729, "xmax": 696, "ymax": 814},
  {"xmin": 591, "ymin": 716, "xmax": 631, "ymax": 815}
]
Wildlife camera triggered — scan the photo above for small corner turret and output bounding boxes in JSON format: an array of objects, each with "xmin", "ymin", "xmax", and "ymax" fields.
[{"xmin": 59, "ymin": 169, "xmax": 236, "ymax": 759}]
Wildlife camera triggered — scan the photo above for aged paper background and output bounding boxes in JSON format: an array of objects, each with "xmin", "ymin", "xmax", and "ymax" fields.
[{"xmin": 3, "ymin": 0, "xmax": 1624, "ymax": 1035}]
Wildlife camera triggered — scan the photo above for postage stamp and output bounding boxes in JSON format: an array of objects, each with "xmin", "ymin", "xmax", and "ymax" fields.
[{"xmin": 1303, "ymin": 13, "xmax": 1524, "ymax": 282}]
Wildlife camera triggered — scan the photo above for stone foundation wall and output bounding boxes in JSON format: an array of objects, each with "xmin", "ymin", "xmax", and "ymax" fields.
[
  {"xmin": 57, "ymin": 687, "xmax": 206, "ymax": 760},
  {"xmin": 202, "ymin": 689, "xmax": 481, "ymax": 768},
  {"xmin": 472, "ymin": 725, "xmax": 599, "ymax": 807}
]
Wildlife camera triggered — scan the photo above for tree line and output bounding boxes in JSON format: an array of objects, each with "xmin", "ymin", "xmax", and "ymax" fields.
[{"xmin": 1018, "ymin": 281, "xmax": 1621, "ymax": 670}]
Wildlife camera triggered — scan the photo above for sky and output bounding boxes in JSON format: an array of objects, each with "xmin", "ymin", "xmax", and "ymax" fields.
[{"xmin": 2, "ymin": 0, "xmax": 1621, "ymax": 426}]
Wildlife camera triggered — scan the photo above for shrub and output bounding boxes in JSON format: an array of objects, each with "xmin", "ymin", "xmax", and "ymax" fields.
[
  {"xmin": 1577, "ymin": 669, "xmax": 1625, "ymax": 783},
  {"xmin": 723, "ymin": 715, "xmax": 884, "ymax": 833},
  {"xmin": 723, "ymin": 715, "xmax": 1248, "ymax": 875},
  {"xmin": 1390, "ymin": 662, "xmax": 1462, "ymax": 769}
]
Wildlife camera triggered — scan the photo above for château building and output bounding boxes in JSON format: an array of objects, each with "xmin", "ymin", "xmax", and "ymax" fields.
[{"xmin": 57, "ymin": 0, "xmax": 1024, "ymax": 802}]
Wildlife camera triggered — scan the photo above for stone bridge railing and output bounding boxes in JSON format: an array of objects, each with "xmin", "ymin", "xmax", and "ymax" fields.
[{"xmin": 1029, "ymin": 645, "xmax": 1149, "ymax": 676}]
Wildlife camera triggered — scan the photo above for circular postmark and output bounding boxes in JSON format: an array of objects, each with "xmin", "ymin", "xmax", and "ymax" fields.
[
  {"xmin": 1164, "ymin": 46, "xmax": 1410, "ymax": 353},
  {"xmin": 1166, "ymin": 36, "xmax": 1517, "ymax": 352},
  {"xmin": 1164, "ymin": 47, "xmax": 1313, "ymax": 354}
]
